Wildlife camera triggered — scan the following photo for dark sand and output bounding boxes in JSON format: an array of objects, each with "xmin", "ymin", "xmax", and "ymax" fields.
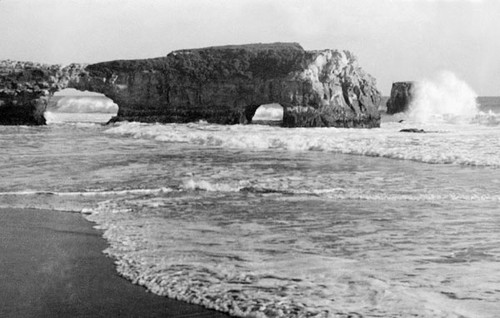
[{"xmin": 0, "ymin": 208, "xmax": 231, "ymax": 318}]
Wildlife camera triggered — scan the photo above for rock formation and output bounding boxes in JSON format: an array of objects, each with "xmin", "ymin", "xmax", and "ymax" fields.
[
  {"xmin": 0, "ymin": 61, "xmax": 86, "ymax": 125},
  {"xmin": 1, "ymin": 43, "xmax": 382, "ymax": 127},
  {"xmin": 386, "ymin": 81, "xmax": 415, "ymax": 114}
]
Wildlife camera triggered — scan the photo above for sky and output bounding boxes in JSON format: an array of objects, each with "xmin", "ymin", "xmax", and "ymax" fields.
[{"xmin": 0, "ymin": 0, "xmax": 499, "ymax": 95}]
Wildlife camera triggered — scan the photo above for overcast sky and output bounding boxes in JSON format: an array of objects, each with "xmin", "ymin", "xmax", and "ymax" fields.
[{"xmin": 0, "ymin": 0, "xmax": 498, "ymax": 95}]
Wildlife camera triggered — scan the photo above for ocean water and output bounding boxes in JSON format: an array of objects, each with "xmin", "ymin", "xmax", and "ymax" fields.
[{"xmin": 1, "ymin": 95, "xmax": 500, "ymax": 317}]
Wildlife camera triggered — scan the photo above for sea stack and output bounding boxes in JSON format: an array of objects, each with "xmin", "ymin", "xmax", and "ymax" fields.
[
  {"xmin": 1, "ymin": 43, "xmax": 382, "ymax": 127},
  {"xmin": 386, "ymin": 81, "xmax": 415, "ymax": 114}
]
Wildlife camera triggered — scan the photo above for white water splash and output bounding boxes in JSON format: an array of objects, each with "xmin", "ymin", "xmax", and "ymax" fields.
[
  {"xmin": 408, "ymin": 71, "xmax": 479, "ymax": 124},
  {"xmin": 253, "ymin": 103, "xmax": 284, "ymax": 121}
]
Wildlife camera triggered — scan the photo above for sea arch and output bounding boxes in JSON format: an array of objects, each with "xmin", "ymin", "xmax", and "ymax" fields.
[
  {"xmin": 248, "ymin": 103, "xmax": 284, "ymax": 125},
  {"xmin": 1, "ymin": 43, "xmax": 382, "ymax": 127},
  {"xmin": 45, "ymin": 88, "xmax": 118, "ymax": 124}
]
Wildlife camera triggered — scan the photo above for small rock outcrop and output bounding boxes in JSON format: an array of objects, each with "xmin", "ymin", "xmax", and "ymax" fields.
[
  {"xmin": 1, "ymin": 43, "xmax": 382, "ymax": 127},
  {"xmin": 400, "ymin": 128, "xmax": 425, "ymax": 133},
  {"xmin": 386, "ymin": 81, "xmax": 414, "ymax": 114}
]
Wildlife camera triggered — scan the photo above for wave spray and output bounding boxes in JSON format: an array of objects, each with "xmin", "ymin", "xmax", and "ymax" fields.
[{"xmin": 408, "ymin": 71, "xmax": 478, "ymax": 123}]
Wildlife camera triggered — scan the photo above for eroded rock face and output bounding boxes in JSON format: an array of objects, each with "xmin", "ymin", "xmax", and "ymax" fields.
[
  {"xmin": 386, "ymin": 81, "xmax": 415, "ymax": 114},
  {"xmin": 0, "ymin": 61, "xmax": 87, "ymax": 125},
  {"xmin": 1, "ymin": 43, "xmax": 382, "ymax": 127},
  {"xmin": 282, "ymin": 49, "xmax": 381, "ymax": 127}
]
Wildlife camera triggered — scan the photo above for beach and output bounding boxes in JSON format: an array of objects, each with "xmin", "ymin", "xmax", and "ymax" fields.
[
  {"xmin": 0, "ymin": 208, "xmax": 230, "ymax": 318},
  {"xmin": 2, "ymin": 0, "xmax": 500, "ymax": 316}
]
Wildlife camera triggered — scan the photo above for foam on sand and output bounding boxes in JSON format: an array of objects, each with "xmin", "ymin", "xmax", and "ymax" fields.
[{"xmin": 80, "ymin": 194, "xmax": 500, "ymax": 318}]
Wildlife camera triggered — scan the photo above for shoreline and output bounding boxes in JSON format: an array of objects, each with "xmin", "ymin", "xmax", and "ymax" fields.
[{"xmin": 0, "ymin": 208, "xmax": 230, "ymax": 318}]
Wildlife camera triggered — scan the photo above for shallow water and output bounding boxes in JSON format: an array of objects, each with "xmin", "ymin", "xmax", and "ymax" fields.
[{"xmin": 1, "ymin": 103, "xmax": 500, "ymax": 317}]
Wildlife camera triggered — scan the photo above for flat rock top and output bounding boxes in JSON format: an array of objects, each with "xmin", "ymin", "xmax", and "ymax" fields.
[{"xmin": 172, "ymin": 42, "xmax": 304, "ymax": 53}]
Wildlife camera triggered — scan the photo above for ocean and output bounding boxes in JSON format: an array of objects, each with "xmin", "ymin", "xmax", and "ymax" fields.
[{"xmin": 1, "ymin": 95, "xmax": 499, "ymax": 318}]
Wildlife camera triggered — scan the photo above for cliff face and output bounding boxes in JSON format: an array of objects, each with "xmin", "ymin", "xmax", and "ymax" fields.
[
  {"xmin": 0, "ymin": 61, "xmax": 86, "ymax": 125},
  {"xmin": 1, "ymin": 43, "xmax": 382, "ymax": 127},
  {"xmin": 386, "ymin": 82, "xmax": 415, "ymax": 114}
]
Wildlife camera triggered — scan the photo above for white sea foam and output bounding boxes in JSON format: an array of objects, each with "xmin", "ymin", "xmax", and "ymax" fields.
[
  {"xmin": 178, "ymin": 178, "xmax": 500, "ymax": 201},
  {"xmin": 45, "ymin": 112, "xmax": 115, "ymax": 124},
  {"xmin": 79, "ymin": 194, "xmax": 500, "ymax": 318},
  {"xmin": 181, "ymin": 178, "xmax": 249, "ymax": 192},
  {"xmin": 0, "ymin": 187, "xmax": 173, "ymax": 197},
  {"xmin": 105, "ymin": 120, "xmax": 500, "ymax": 167},
  {"xmin": 471, "ymin": 110, "xmax": 500, "ymax": 126},
  {"xmin": 6, "ymin": 186, "xmax": 497, "ymax": 206},
  {"xmin": 5, "ymin": 186, "xmax": 498, "ymax": 317}
]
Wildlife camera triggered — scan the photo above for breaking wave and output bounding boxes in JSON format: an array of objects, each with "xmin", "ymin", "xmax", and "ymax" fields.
[
  {"xmin": 52, "ymin": 96, "xmax": 118, "ymax": 113},
  {"xmin": 407, "ymin": 71, "xmax": 479, "ymax": 124},
  {"xmin": 44, "ymin": 112, "xmax": 115, "ymax": 124},
  {"xmin": 252, "ymin": 103, "xmax": 284, "ymax": 121},
  {"xmin": 78, "ymin": 192, "xmax": 500, "ymax": 318}
]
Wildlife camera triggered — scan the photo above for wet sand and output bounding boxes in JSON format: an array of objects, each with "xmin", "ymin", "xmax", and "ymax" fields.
[{"xmin": 0, "ymin": 208, "xmax": 230, "ymax": 318}]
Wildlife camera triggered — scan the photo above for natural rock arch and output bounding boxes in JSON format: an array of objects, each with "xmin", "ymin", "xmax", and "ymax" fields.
[
  {"xmin": 248, "ymin": 103, "xmax": 284, "ymax": 125},
  {"xmin": 44, "ymin": 88, "xmax": 118, "ymax": 123},
  {"xmin": 1, "ymin": 43, "xmax": 382, "ymax": 127}
]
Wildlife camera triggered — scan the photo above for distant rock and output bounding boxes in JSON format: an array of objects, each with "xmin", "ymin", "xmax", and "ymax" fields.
[
  {"xmin": 387, "ymin": 82, "xmax": 415, "ymax": 114},
  {"xmin": 1, "ymin": 43, "xmax": 382, "ymax": 127},
  {"xmin": 400, "ymin": 128, "xmax": 425, "ymax": 133}
]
